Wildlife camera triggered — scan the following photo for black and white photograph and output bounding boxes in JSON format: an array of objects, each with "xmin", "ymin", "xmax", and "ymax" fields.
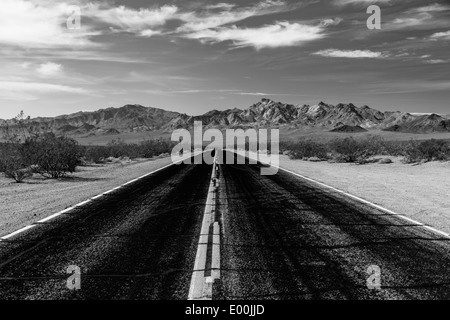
[{"xmin": 0, "ymin": 0, "xmax": 450, "ymax": 308}]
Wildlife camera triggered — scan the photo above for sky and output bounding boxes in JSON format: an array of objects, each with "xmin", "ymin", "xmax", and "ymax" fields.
[{"xmin": 0, "ymin": 0, "xmax": 449, "ymax": 119}]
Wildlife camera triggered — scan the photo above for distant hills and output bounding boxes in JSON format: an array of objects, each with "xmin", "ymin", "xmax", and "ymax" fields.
[{"xmin": 1, "ymin": 99, "xmax": 449, "ymax": 138}]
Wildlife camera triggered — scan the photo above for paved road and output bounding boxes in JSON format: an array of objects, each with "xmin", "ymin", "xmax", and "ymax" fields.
[
  {"xmin": 214, "ymin": 153, "xmax": 450, "ymax": 300},
  {"xmin": 1, "ymin": 150, "xmax": 450, "ymax": 300},
  {"xmin": 0, "ymin": 160, "xmax": 211, "ymax": 299}
]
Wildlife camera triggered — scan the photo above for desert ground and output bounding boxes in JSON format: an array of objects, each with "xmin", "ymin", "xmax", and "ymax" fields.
[
  {"xmin": 279, "ymin": 155, "xmax": 450, "ymax": 234},
  {"xmin": 0, "ymin": 156, "xmax": 172, "ymax": 237}
]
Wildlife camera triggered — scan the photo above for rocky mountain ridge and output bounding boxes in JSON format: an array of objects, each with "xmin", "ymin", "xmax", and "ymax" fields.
[{"xmin": 1, "ymin": 99, "xmax": 449, "ymax": 137}]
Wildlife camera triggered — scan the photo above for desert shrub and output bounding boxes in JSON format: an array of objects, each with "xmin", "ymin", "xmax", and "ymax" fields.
[
  {"xmin": 279, "ymin": 141, "xmax": 294, "ymax": 153},
  {"xmin": 363, "ymin": 135, "xmax": 386, "ymax": 155},
  {"xmin": 22, "ymin": 133, "xmax": 82, "ymax": 179},
  {"xmin": 403, "ymin": 139, "xmax": 450, "ymax": 163},
  {"xmin": 139, "ymin": 139, "xmax": 175, "ymax": 158},
  {"xmin": 5, "ymin": 167, "xmax": 33, "ymax": 183},
  {"xmin": 81, "ymin": 138, "xmax": 175, "ymax": 163},
  {"xmin": 289, "ymin": 139, "xmax": 329, "ymax": 160},
  {"xmin": 330, "ymin": 137, "xmax": 378, "ymax": 164},
  {"xmin": 107, "ymin": 139, "xmax": 142, "ymax": 159},
  {"xmin": 382, "ymin": 140, "xmax": 407, "ymax": 156},
  {"xmin": 84, "ymin": 145, "xmax": 110, "ymax": 163},
  {"xmin": 0, "ymin": 112, "xmax": 35, "ymax": 182},
  {"xmin": 330, "ymin": 137, "xmax": 360, "ymax": 162},
  {"xmin": 0, "ymin": 143, "xmax": 31, "ymax": 183}
]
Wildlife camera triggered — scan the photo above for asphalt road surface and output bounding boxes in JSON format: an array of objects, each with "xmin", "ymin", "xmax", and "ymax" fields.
[
  {"xmin": 1, "ymin": 150, "xmax": 450, "ymax": 300},
  {"xmin": 215, "ymin": 152, "xmax": 450, "ymax": 300},
  {"xmin": 0, "ymin": 159, "xmax": 211, "ymax": 300}
]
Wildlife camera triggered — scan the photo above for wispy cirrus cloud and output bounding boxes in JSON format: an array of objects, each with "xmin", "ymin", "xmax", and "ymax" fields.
[
  {"xmin": 424, "ymin": 59, "xmax": 448, "ymax": 64},
  {"xmin": 334, "ymin": 0, "xmax": 391, "ymax": 6},
  {"xmin": 176, "ymin": 0, "xmax": 288, "ymax": 33},
  {"xmin": 405, "ymin": 3, "xmax": 450, "ymax": 14},
  {"xmin": 204, "ymin": 3, "xmax": 237, "ymax": 10},
  {"xmin": 184, "ymin": 21, "xmax": 326, "ymax": 50},
  {"xmin": 81, "ymin": 0, "xmax": 291, "ymax": 38},
  {"xmin": 313, "ymin": 49, "xmax": 387, "ymax": 58},
  {"xmin": 0, "ymin": 81, "xmax": 90, "ymax": 101},
  {"xmin": 430, "ymin": 30, "xmax": 450, "ymax": 40},
  {"xmin": 87, "ymin": 4, "xmax": 178, "ymax": 35},
  {"xmin": 385, "ymin": 3, "xmax": 450, "ymax": 31}
]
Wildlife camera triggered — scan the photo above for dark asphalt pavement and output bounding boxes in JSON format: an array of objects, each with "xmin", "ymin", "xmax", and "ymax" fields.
[
  {"xmin": 0, "ymin": 161, "xmax": 210, "ymax": 299},
  {"xmin": 1, "ymin": 150, "xmax": 450, "ymax": 300},
  {"xmin": 215, "ymin": 154, "xmax": 450, "ymax": 300}
]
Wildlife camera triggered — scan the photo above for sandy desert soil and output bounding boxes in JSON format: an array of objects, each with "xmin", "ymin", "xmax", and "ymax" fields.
[
  {"xmin": 279, "ymin": 155, "xmax": 450, "ymax": 234},
  {"xmin": 0, "ymin": 156, "xmax": 173, "ymax": 237}
]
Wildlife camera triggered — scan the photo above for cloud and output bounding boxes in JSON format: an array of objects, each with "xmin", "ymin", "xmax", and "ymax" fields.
[
  {"xmin": 81, "ymin": 0, "xmax": 290, "ymax": 38},
  {"xmin": 204, "ymin": 3, "xmax": 237, "ymax": 10},
  {"xmin": 313, "ymin": 49, "xmax": 387, "ymax": 58},
  {"xmin": 185, "ymin": 21, "xmax": 326, "ymax": 50},
  {"xmin": 334, "ymin": 0, "xmax": 391, "ymax": 6},
  {"xmin": 177, "ymin": 0, "xmax": 288, "ymax": 33},
  {"xmin": 424, "ymin": 59, "xmax": 448, "ymax": 64},
  {"xmin": 36, "ymin": 62, "xmax": 63, "ymax": 77},
  {"xmin": 389, "ymin": 14, "xmax": 433, "ymax": 29},
  {"xmin": 139, "ymin": 29, "xmax": 163, "ymax": 38},
  {"xmin": 89, "ymin": 4, "xmax": 178, "ymax": 33},
  {"xmin": 0, "ymin": 0, "xmax": 99, "ymax": 49},
  {"xmin": 13, "ymin": 61, "xmax": 66, "ymax": 78},
  {"xmin": 143, "ymin": 88, "xmax": 240, "ymax": 96},
  {"xmin": 235, "ymin": 92, "xmax": 272, "ymax": 96},
  {"xmin": 406, "ymin": 3, "xmax": 450, "ymax": 14},
  {"xmin": 0, "ymin": 81, "xmax": 89, "ymax": 100},
  {"xmin": 79, "ymin": 0, "xmax": 291, "ymax": 39},
  {"xmin": 386, "ymin": 5, "xmax": 450, "ymax": 30},
  {"xmin": 430, "ymin": 30, "xmax": 450, "ymax": 40},
  {"xmin": 320, "ymin": 18, "xmax": 343, "ymax": 27}
]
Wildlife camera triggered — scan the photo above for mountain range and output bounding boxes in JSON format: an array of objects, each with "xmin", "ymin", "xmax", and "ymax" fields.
[{"xmin": 1, "ymin": 99, "xmax": 449, "ymax": 138}]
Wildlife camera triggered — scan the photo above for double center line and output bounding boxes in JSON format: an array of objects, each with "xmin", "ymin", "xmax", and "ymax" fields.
[{"xmin": 188, "ymin": 156, "xmax": 222, "ymax": 300}]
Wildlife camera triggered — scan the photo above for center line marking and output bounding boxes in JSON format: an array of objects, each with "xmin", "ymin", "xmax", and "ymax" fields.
[{"xmin": 188, "ymin": 154, "xmax": 221, "ymax": 300}]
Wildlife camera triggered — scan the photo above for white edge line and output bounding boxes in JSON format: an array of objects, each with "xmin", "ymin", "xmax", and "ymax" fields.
[
  {"xmin": 225, "ymin": 149, "xmax": 450, "ymax": 240},
  {"xmin": 1, "ymin": 225, "xmax": 36, "ymax": 240},
  {"xmin": 0, "ymin": 154, "xmax": 195, "ymax": 242}
]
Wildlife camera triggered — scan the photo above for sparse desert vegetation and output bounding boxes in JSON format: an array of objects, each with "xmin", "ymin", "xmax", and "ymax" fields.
[
  {"xmin": 281, "ymin": 136, "xmax": 450, "ymax": 164},
  {"xmin": 0, "ymin": 133, "xmax": 175, "ymax": 183},
  {"xmin": 82, "ymin": 138, "xmax": 176, "ymax": 164},
  {"xmin": 0, "ymin": 156, "xmax": 173, "ymax": 236}
]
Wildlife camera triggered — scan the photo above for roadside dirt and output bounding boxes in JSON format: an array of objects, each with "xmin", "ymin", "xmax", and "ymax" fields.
[
  {"xmin": 279, "ymin": 155, "xmax": 450, "ymax": 234},
  {"xmin": 0, "ymin": 156, "xmax": 173, "ymax": 237}
]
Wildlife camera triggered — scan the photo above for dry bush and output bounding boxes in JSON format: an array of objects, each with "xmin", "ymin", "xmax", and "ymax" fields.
[
  {"xmin": 82, "ymin": 139, "xmax": 176, "ymax": 163},
  {"xmin": 5, "ymin": 167, "xmax": 33, "ymax": 183},
  {"xmin": 403, "ymin": 139, "xmax": 450, "ymax": 163},
  {"xmin": 0, "ymin": 143, "xmax": 32, "ymax": 183},
  {"xmin": 288, "ymin": 139, "xmax": 329, "ymax": 160},
  {"xmin": 22, "ymin": 133, "xmax": 81, "ymax": 179},
  {"xmin": 330, "ymin": 136, "xmax": 380, "ymax": 164}
]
